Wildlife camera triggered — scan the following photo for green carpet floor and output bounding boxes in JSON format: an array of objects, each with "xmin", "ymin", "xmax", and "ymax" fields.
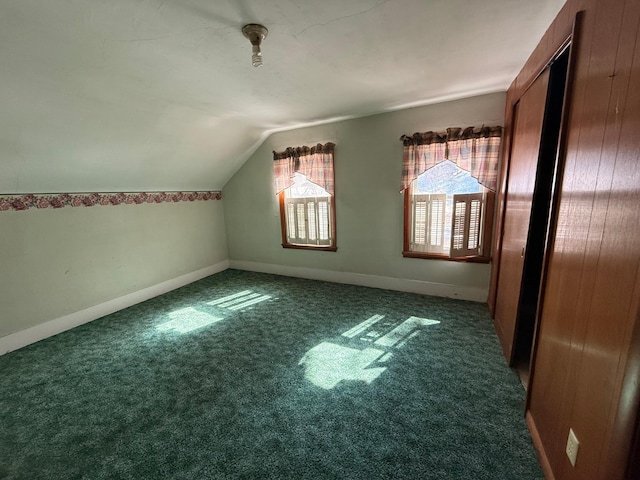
[{"xmin": 0, "ymin": 269, "xmax": 542, "ymax": 479}]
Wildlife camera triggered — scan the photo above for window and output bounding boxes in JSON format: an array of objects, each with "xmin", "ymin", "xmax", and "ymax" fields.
[
  {"xmin": 400, "ymin": 126, "xmax": 501, "ymax": 262},
  {"xmin": 279, "ymin": 173, "xmax": 335, "ymax": 248},
  {"xmin": 404, "ymin": 161, "xmax": 494, "ymax": 260},
  {"xmin": 273, "ymin": 142, "xmax": 337, "ymax": 251}
]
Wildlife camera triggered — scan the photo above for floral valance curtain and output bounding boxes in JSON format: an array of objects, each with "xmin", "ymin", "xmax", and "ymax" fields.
[
  {"xmin": 400, "ymin": 126, "xmax": 502, "ymax": 192},
  {"xmin": 273, "ymin": 142, "xmax": 335, "ymax": 196}
]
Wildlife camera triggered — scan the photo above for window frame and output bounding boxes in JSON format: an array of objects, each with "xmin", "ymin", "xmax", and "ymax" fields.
[
  {"xmin": 402, "ymin": 181, "xmax": 494, "ymax": 263},
  {"xmin": 279, "ymin": 190, "xmax": 337, "ymax": 252}
]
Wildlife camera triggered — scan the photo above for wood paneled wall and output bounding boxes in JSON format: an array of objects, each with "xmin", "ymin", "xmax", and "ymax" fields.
[{"xmin": 489, "ymin": 0, "xmax": 640, "ymax": 478}]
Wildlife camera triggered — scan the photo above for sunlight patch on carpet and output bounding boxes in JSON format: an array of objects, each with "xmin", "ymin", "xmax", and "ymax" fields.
[
  {"xmin": 300, "ymin": 315, "xmax": 440, "ymax": 389},
  {"xmin": 374, "ymin": 316, "xmax": 440, "ymax": 347},
  {"xmin": 227, "ymin": 295, "xmax": 272, "ymax": 311},
  {"xmin": 342, "ymin": 314, "xmax": 385, "ymax": 338},
  {"xmin": 207, "ymin": 290, "xmax": 273, "ymax": 311},
  {"xmin": 206, "ymin": 290, "xmax": 253, "ymax": 305},
  {"xmin": 299, "ymin": 343, "xmax": 387, "ymax": 390},
  {"xmin": 157, "ymin": 308, "xmax": 224, "ymax": 333}
]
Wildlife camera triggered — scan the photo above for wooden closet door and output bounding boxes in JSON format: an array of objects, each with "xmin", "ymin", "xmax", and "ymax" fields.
[{"xmin": 494, "ymin": 68, "xmax": 550, "ymax": 363}]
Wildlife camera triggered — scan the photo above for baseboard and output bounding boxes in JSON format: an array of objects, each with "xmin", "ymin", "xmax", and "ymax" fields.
[
  {"xmin": 0, "ymin": 260, "xmax": 230, "ymax": 356},
  {"xmin": 526, "ymin": 410, "xmax": 555, "ymax": 480},
  {"xmin": 229, "ymin": 260, "xmax": 488, "ymax": 302}
]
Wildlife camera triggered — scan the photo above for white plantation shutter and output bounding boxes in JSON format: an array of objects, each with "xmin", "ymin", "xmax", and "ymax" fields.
[
  {"xmin": 307, "ymin": 201, "xmax": 317, "ymax": 240},
  {"xmin": 285, "ymin": 197, "xmax": 332, "ymax": 246},
  {"xmin": 467, "ymin": 198, "xmax": 481, "ymax": 251},
  {"xmin": 317, "ymin": 200, "xmax": 330, "ymax": 241},
  {"xmin": 413, "ymin": 196, "xmax": 427, "ymax": 245},
  {"xmin": 296, "ymin": 203, "xmax": 306, "ymax": 239},
  {"xmin": 286, "ymin": 203, "xmax": 296, "ymax": 239},
  {"xmin": 450, "ymin": 193, "xmax": 484, "ymax": 257},
  {"xmin": 411, "ymin": 194, "xmax": 446, "ymax": 253},
  {"xmin": 429, "ymin": 195, "xmax": 445, "ymax": 248}
]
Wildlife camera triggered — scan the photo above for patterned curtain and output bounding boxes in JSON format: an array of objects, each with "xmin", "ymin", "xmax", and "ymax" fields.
[
  {"xmin": 400, "ymin": 126, "xmax": 502, "ymax": 192},
  {"xmin": 273, "ymin": 142, "xmax": 335, "ymax": 196}
]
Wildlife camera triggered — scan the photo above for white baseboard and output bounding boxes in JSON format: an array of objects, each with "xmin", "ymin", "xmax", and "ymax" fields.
[
  {"xmin": 0, "ymin": 260, "xmax": 229, "ymax": 356},
  {"xmin": 229, "ymin": 260, "xmax": 488, "ymax": 303}
]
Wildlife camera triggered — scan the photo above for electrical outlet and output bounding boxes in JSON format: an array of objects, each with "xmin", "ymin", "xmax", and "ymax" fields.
[{"xmin": 566, "ymin": 428, "xmax": 580, "ymax": 467}]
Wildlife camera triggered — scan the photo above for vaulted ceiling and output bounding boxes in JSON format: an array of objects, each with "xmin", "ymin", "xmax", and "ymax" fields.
[{"xmin": 0, "ymin": 0, "xmax": 566, "ymax": 194}]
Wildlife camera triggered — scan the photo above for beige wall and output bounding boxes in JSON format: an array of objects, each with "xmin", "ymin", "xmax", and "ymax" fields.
[
  {"xmin": 0, "ymin": 93, "xmax": 505, "ymax": 340},
  {"xmin": 0, "ymin": 200, "xmax": 228, "ymax": 337},
  {"xmin": 223, "ymin": 93, "xmax": 506, "ymax": 295}
]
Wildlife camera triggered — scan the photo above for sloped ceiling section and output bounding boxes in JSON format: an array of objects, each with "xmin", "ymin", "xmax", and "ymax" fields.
[{"xmin": 0, "ymin": 0, "xmax": 566, "ymax": 194}]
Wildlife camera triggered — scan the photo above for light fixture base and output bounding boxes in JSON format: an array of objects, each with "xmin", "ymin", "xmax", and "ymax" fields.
[{"xmin": 242, "ymin": 24, "xmax": 268, "ymax": 44}]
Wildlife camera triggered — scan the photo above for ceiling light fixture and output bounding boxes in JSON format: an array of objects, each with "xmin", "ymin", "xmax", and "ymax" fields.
[{"xmin": 242, "ymin": 24, "xmax": 269, "ymax": 68}]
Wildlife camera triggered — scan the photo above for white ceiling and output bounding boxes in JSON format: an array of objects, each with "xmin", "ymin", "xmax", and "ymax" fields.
[{"xmin": 0, "ymin": 0, "xmax": 566, "ymax": 194}]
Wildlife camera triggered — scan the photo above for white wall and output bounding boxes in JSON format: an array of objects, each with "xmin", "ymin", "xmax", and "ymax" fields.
[
  {"xmin": 0, "ymin": 200, "xmax": 228, "ymax": 345},
  {"xmin": 223, "ymin": 93, "xmax": 506, "ymax": 301}
]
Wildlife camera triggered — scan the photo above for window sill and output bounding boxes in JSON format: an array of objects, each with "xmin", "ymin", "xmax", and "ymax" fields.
[
  {"xmin": 282, "ymin": 243, "xmax": 337, "ymax": 252},
  {"xmin": 402, "ymin": 251, "xmax": 491, "ymax": 263}
]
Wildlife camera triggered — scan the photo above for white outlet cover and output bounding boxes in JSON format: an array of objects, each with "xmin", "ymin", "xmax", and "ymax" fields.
[{"xmin": 566, "ymin": 428, "xmax": 580, "ymax": 467}]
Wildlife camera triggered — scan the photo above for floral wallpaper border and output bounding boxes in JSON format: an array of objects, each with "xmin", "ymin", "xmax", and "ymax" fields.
[{"xmin": 0, "ymin": 191, "xmax": 222, "ymax": 211}]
